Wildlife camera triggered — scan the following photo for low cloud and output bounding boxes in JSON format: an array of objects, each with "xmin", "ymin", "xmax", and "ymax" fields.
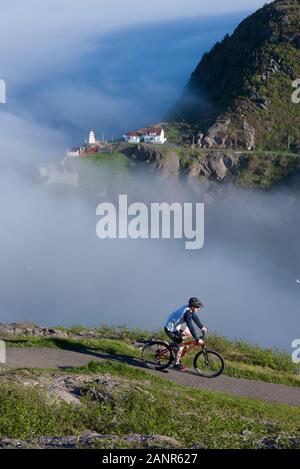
[
  {"xmin": 0, "ymin": 110, "xmax": 66, "ymax": 172},
  {"xmin": 0, "ymin": 123, "xmax": 299, "ymax": 351},
  {"xmin": 0, "ymin": 0, "xmax": 270, "ymax": 86}
]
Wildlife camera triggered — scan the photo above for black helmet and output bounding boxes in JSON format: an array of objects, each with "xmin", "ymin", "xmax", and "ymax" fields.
[{"xmin": 189, "ymin": 297, "xmax": 203, "ymax": 308}]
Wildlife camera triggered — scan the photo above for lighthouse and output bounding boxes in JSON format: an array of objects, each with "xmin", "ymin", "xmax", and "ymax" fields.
[{"xmin": 88, "ymin": 130, "xmax": 96, "ymax": 146}]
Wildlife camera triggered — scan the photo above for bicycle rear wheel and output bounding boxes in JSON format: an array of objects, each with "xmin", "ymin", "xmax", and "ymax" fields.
[
  {"xmin": 193, "ymin": 350, "xmax": 224, "ymax": 378},
  {"xmin": 142, "ymin": 341, "xmax": 173, "ymax": 370}
]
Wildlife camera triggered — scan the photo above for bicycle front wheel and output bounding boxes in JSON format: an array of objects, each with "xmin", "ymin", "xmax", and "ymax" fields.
[
  {"xmin": 193, "ymin": 350, "xmax": 224, "ymax": 378},
  {"xmin": 142, "ymin": 341, "xmax": 173, "ymax": 370}
]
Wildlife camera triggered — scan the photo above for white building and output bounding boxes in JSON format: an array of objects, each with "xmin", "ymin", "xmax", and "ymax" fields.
[
  {"xmin": 123, "ymin": 131, "xmax": 142, "ymax": 144},
  {"xmin": 123, "ymin": 127, "xmax": 167, "ymax": 145},
  {"xmin": 66, "ymin": 130, "xmax": 99, "ymax": 157},
  {"xmin": 143, "ymin": 127, "xmax": 167, "ymax": 144},
  {"xmin": 88, "ymin": 130, "xmax": 96, "ymax": 145}
]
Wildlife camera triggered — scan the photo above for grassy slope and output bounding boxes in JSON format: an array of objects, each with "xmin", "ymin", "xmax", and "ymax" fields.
[
  {"xmin": 233, "ymin": 150, "xmax": 300, "ymax": 188},
  {"xmin": 4, "ymin": 325, "xmax": 300, "ymax": 387},
  {"xmin": 0, "ymin": 361, "xmax": 299, "ymax": 448},
  {"xmin": 68, "ymin": 151, "xmax": 130, "ymax": 190}
]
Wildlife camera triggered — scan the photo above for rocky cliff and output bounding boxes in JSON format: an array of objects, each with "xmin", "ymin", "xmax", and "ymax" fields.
[
  {"xmin": 118, "ymin": 143, "xmax": 300, "ymax": 188},
  {"xmin": 166, "ymin": 0, "xmax": 300, "ymax": 152}
]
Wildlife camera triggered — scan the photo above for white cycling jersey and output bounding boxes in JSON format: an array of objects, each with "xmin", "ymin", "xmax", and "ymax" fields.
[{"xmin": 164, "ymin": 304, "xmax": 190, "ymax": 332}]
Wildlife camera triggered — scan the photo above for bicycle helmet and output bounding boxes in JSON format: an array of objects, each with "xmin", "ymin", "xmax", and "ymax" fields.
[{"xmin": 188, "ymin": 297, "xmax": 203, "ymax": 308}]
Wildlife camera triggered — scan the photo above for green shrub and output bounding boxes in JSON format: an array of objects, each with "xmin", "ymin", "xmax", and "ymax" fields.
[{"xmin": 0, "ymin": 383, "xmax": 85, "ymax": 439}]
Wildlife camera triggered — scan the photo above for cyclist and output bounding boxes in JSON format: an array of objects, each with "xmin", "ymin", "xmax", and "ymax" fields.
[{"xmin": 164, "ymin": 297, "xmax": 208, "ymax": 372}]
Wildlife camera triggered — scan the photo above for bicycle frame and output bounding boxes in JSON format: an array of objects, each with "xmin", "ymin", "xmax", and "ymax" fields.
[
  {"xmin": 180, "ymin": 340, "xmax": 201, "ymax": 358},
  {"xmin": 174, "ymin": 339, "xmax": 206, "ymax": 359},
  {"xmin": 157, "ymin": 339, "xmax": 204, "ymax": 361}
]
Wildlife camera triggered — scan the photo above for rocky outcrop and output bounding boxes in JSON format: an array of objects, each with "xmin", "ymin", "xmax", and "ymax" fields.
[
  {"xmin": 0, "ymin": 432, "xmax": 181, "ymax": 449},
  {"xmin": 219, "ymin": 430, "xmax": 300, "ymax": 449},
  {"xmin": 0, "ymin": 322, "xmax": 149, "ymax": 347},
  {"xmin": 119, "ymin": 143, "xmax": 180, "ymax": 178},
  {"xmin": 0, "ymin": 323, "xmax": 68, "ymax": 339},
  {"xmin": 1, "ymin": 431, "xmax": 298, "ymax": 449},
  {"xmin": 199, "ymin": 118, "xmax": 256, "ymax": 151},
  {"xmin": 187, "ymin": 151, "xmax": 243, "ymax": 182}
]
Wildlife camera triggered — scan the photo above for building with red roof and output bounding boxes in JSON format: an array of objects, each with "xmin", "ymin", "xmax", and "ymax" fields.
[{"xmin": 123, "ymin": 127, "xmax": 167, "ymax": 144}]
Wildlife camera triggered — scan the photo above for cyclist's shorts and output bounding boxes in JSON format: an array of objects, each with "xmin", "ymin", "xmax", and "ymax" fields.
[{"xmin": 164, "ymin": 327, "xmax": 183, "ymax": 344}]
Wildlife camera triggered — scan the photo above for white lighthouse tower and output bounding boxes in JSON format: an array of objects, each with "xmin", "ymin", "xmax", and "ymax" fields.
[{"xmin": 88, "ymin": 130, "xmax": 96, "ymax": 146}]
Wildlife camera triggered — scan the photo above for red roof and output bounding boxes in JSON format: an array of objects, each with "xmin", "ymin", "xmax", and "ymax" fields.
[
  {"xmin": 84, "ymin": 147, "xmax": 98, "ymax": 154},
  {"xmin": 143, "ymin": 127, "xmax": 163, "ymax": 136},
  {"xmin": 125, "ymin": 127, "xmax": 163, "ymax": 137},
  {"xmin": 125, "ymin": 131, "xmax": 142, "ymax": 137}
]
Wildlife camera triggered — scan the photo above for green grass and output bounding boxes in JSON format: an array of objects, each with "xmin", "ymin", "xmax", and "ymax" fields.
[
  {"xmin": 236, "ymin": 152, "xmax": 300, "ymax": 188},
  {"xmin": 76, "ymin": 151, "xmax": 130, "ymax": 189},
  {"xmin": 81, "ymin": 367, "xmax": 300, "ymax": 449},
  {"xmin": 86, "ymin": 151, "xmax": 129, "ymax": 167},
  {"xmin": 0, "ymin": 383, "xmax": 85, "ymax": 439},
  {"xmin": 1, "ymin": 362, "xmax": 299, "ymax": 448},
  {"xmin": 224, "ymin": 361, "xmax": 300, "ymax": 387},
  {"xmin": 67, "ymin": 359, "xmax": 160, "ymax": 381}
]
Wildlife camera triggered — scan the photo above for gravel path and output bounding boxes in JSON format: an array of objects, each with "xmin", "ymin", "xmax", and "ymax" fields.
[{"xmin": 4, "ymin": 347, "xmax": 300, "ymax": 407}]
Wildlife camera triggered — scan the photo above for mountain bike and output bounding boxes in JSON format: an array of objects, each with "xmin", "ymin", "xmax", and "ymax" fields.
[{"xmin": 142, "ymin": 333, "xmax": 224, "ymax": 378}]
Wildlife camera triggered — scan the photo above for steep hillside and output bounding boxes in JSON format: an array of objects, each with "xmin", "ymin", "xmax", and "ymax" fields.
[
  {"xmin": 118, "ymin": 142, "xmax": 300, "ymax": 188},
  {"xmin": 166, "ymin": 0, "xmax": 300, "ymax": 152}
]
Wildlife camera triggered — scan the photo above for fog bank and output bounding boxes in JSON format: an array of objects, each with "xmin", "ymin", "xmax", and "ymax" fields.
[{"xmin": 0, "ymin": 144, "xmax": 299, "ymax": 351}]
